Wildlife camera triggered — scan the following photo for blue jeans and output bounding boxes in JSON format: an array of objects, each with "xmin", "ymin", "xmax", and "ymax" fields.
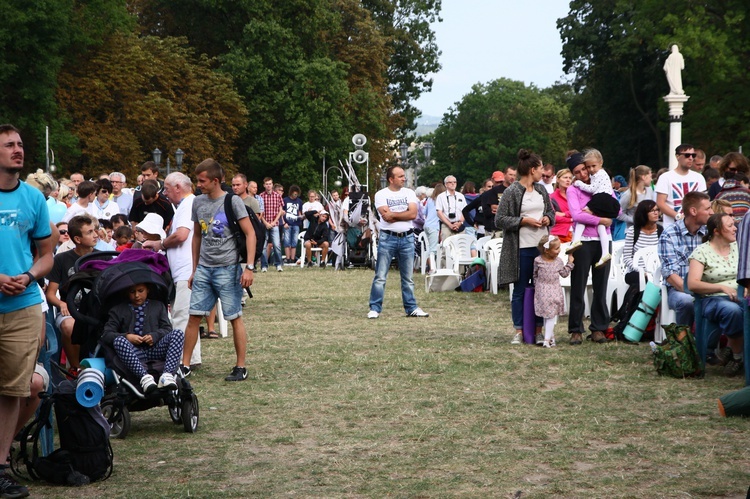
[
  {"xmin": 369, "ymin": 231, "xmax": 418, "ymax": 314},
  {"xmin": 667, "ymin": 287, "xmax": 694, "ymax": 327},
  {"xmin": 260, "ymin": 226, "xmax": 282, "ymax": 268},
  {"xmin": 511, "ymin": 247, "xmax": 541, "ymax": 330},
  {"xmin": 284, "ymin": 225, "xmax": 300, "ymax": 250},
  {"xmin": 702, "ymin": 296, "xmax": 743, "ymax": 337}
]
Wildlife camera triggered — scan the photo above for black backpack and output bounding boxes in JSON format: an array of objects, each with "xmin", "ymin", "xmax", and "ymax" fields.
[
  {"xmin": 223, "ymin": 193, "xmax": 266, "ymax": 264},
  {"xmin": 13, "ymin": 381, "xmax": 113, "ymax": 485}
]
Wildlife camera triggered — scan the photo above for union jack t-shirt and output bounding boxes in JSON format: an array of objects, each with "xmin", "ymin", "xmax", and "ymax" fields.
[{"xmin": 655, "ymin": 169, "xmax": 706, "ymax": 227}]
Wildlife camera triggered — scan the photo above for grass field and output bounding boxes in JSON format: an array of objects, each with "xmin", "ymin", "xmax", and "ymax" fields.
[{"xmin": 21, "ymin": 267, "xmax": 750, "ymax": 497}]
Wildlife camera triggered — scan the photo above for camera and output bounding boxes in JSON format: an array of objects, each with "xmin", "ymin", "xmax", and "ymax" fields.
[{"xmin": 448, "ymin": 212, "xmax": 456, "ymax": 219}]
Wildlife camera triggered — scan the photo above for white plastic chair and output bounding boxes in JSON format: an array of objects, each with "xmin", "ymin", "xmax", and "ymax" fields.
[
  {"xmin": 442, "ymin": 234, "xmax": 476, "ymax": 274},
  {"xmin": 632, "ymin": 246, "xmax": 660, "ymax": 291},
  {"xmin": 483, "ymin": 238, "xmax": 503, "ymax": 294},
  {"xmin": 476, "ymin": 235, "xmax": 492, "ymax": 260},
  {"xmin": 606, "ymin": 240, "xmax": 629, "ymax": 315},
  {"xmin": 298, "ymin": 231, "xmax": 321, "ymax": 268}
]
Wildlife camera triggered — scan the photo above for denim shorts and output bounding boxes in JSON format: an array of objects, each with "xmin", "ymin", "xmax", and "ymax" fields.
[{"xmin": 189, "ymin": 265, "xmax": 243, "ymax": 320}]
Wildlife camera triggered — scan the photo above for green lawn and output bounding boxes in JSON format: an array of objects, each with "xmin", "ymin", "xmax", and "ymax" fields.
[{"xmin": 23, "ymin": 267, "xmax": 750, "ymax": 497}]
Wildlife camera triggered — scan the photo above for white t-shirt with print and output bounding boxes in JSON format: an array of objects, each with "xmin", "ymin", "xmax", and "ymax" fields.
[
  {"xmin": 655, "ymin": 169, "xmax": 707, "ymax": 226},
  {"xmin": 374, "ymin": 187, "xmax": 418, "ymax": 232}
]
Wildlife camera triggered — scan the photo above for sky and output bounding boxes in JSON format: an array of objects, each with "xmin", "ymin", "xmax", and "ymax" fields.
[{"xmin": 413, "ymin": 0, "xmax": 572, "ymax": 120}]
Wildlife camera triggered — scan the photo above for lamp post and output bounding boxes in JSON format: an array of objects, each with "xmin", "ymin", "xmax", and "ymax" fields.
[
  {"xmin": 398, "ymin": 142, "xmax": 432, "ymax": 188},
  {"xmin": 152, "ymin": 147, "xmax": 185, "ymax": 177}
]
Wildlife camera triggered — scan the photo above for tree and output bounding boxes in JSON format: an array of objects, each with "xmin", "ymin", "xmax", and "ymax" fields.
[
  {"xmin": 558, "ymin": 0, "xmax": 750, "ymax": 172},
  {"xmin": 0, "ymin": 0, "xmax": 133, "ymax": 170},
  {"xmin": 56, "ymin": 33, "xmax": 247, "ymax": 180},
  {"xmin": 362, "ymin": 0, "xmax": 442, "ymax": 135}
]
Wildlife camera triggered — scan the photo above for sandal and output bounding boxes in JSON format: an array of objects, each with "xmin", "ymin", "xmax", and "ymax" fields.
[
  {"xmin": 206, "ymin": 330, "xmax": 220, "ymax": 339},
  {"xmin": 199, "ymin": 327, "xmax": 209, "ymax": 339}
]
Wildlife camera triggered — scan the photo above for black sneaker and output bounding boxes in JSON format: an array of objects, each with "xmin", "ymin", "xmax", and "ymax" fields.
[
  {"xmin": 225, "ymin": 366, "xmax": 247, "ymax": 382},
  {"xmin": 0, "ymin": 471, "xmax": 29, "ymax": 499}
]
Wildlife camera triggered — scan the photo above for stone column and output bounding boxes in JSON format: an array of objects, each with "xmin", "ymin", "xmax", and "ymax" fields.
[{"xmin": 664, "ymin": 94, "xmax": 689, "ymax": 170}]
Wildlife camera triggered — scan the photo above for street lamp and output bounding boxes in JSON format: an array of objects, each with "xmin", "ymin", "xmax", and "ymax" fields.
[
  {"xmin": 152, "ymin": 148, "xmax": 185, "ymax": 176},
  {"xmin": 398, "ymin": 142, "xmax": 433, "ymax": 187}
]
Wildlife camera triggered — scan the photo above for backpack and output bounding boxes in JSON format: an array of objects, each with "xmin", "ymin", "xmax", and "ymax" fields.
[
  {"xmin": 224, "ymin": 193, "xmax": 266, "ymax": 264},
  {"xmin": 652, "ymin": 323, "xmax": 704, "ymax": 378},
  {"xmin": 13, "ymin": 381, "xmax": 113, "ymax": 485}
]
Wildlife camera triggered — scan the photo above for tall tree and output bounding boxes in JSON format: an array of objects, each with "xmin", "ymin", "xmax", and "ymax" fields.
[
  {"xmin": 558, "ymin": 0, "xmax": 750, "ymax": 171},
  {"xmin": 56, "ymin": 33, "xmax": 247, "ymax": 180},
  {"xmin": 421, "ymin": 78, "xmax": 573, "ymax": 186},
  {"xmin": 0, "ymin": 0, "xmax": 132, "ymax": 169}
]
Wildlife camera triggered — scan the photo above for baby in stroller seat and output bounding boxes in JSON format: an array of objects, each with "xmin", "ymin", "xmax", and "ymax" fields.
[{"xmin": 100, "ymin": 281, "xmax": 184, "ymax": 394}]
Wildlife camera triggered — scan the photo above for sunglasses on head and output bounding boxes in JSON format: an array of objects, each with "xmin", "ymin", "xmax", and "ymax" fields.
[{"xmin": 681, "ymin": 153, "xmax": 697, "ymax": 158}]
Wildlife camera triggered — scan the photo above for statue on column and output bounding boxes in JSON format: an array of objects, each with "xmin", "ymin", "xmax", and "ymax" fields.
[{"xmin": 664, "ymin": 44, "xmax": 685, "ymax": 95}]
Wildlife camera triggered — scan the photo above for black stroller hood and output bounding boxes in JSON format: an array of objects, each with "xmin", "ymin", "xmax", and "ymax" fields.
[{"xmin": 94, "ymin": 262, "xmax": 172, "ymax": 306}]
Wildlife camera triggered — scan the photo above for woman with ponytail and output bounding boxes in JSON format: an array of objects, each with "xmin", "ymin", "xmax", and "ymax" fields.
[
  {"xmin": 618, "ymin": 165, "xmax": 655, "ymax": 227},
  {"xmin": 495, "ymin": 149, "xmax": 556, "ymax": 345}
]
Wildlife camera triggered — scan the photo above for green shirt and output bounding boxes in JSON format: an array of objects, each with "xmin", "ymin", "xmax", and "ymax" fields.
[{"xmin": 689, "ymin": 241, "xmax": 738, "ymax": 296}]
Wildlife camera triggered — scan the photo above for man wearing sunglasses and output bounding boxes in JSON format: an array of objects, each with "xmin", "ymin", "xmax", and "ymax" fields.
[
  {"xmin": 656, "ymin": 143, "xmax": 707, "ymax": 227},
  {"xmin": 537, "ymin": 163, "xmax": 556, "ymax": 194}
]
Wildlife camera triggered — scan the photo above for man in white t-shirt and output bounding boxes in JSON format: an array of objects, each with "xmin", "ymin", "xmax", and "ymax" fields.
[
  {"xmin": 142, "ymin": 172, "xmax": 200, "ymax": 366},
  {"xmin": 367, "ymin": 166, "xmax": 428, "ymax": 319},
  {"xmin": 435, "ymin": 175, "xmax": 467, "ymax": 240},
  {"xmin": 655, "ymin": 144, "xmax": 707, "ymax": 227}
]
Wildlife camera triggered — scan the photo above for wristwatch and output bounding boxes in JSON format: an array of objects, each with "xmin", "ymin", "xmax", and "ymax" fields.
[
  {"xmin": 245, "ymin": 264, "xmax": 255, "ymax": 271},
  {"xmin": 23, "ymin": 271, "xmax": 36, "ymax": 285}
]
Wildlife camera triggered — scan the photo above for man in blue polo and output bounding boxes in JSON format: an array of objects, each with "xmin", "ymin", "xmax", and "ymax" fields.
[
  {"xmin": 367, "ymin": 166, "xmax": 428, "ymax": 319},
  {"xmin": 0, "ymin": 124, "xmax": 54, "ymax": 498}
]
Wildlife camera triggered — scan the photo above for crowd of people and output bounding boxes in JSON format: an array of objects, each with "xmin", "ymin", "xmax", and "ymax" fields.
[{"xmin": 2, "ymin": 115, "xmax": 750, "ymax": 496}]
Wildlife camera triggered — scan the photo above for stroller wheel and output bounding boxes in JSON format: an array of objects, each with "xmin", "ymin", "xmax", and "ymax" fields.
[
  {"xmin": 102, "ymin": 400, "xmax": 131, "ymax": 439},
  {"xmin": 168, "ymin": 400, "xmax": 182, "ymax": 424},
  {"xmin": 181, "ymin": 392, "xmax": 199, "ymax": 433}
]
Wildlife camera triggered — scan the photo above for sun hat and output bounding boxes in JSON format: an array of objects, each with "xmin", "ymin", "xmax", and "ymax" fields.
[{"xmin": 135, "ymin": 213, "xmax": 166, "ymax": 239}]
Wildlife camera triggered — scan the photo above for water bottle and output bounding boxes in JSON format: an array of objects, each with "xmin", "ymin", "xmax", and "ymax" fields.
[{"xmin": 649, "ymin": 341, "xmax": 657, "ymax": 353}]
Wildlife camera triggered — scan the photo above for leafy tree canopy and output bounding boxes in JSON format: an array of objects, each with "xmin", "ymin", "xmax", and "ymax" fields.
[{"xmin": 421, "ymin": 78, "xmax": 573, "ymax": 187}]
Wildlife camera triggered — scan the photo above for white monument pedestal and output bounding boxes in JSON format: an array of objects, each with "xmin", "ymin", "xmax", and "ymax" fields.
[{"xmin": 664, "ymin": 93, "xmax": 689, "ymax": 170}]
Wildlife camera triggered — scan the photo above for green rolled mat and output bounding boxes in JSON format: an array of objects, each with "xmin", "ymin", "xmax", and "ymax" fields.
[{"xmin": 718, "ymin": 385, "xmax": 750, "ymax": 417}]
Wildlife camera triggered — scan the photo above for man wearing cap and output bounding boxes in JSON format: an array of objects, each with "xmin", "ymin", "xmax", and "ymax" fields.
[
  {"xmin": 302, "ymin": 210, "xmax": 331, "ymax": 267},
  {"xmin": 476, "ymin": 171, "xmax": 508, "ymax": 237},
  {"xmin": 367, "ymin": 166, "xmax": 428, "ymax": 319},
  {"xmin": 463, "ymin": 171, "xmax": 504, "ymax": 237}
]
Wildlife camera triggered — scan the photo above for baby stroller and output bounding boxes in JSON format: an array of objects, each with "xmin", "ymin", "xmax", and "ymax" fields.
[
  {"xmin": 342, "ymin": 191, "xmax": 375, "ymax": 268},
  {"xmin": 66, "ymin": 250, "xmax": 199, "ymax": 438}
]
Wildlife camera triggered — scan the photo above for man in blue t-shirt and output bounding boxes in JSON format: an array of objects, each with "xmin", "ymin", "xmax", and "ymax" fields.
[
  {"xmin": 0, "ymin": 124, "xmax": 54, "ymax": 498},
  {"xmin": 282, "ymin": 185, "xmax": 304, "ymax": 264}
]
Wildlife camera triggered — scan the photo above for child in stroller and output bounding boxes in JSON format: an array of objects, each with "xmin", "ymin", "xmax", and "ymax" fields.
[{"xmin": 100, "ymin": 281, "xmax": 184, "ymax": 394}]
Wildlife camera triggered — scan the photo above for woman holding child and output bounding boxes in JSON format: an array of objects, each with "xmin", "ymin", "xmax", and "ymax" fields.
[{"xmin": 495, "ymin": 149, "xmax": 555, "ymax": 345}]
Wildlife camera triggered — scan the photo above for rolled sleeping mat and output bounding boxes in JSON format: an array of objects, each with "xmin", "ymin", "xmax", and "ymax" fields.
[
  {"xmin": 623, "ymin": 281, "xmax": 661, "ymax": 343},
  {"xmin": 80, "ymin": 357, "xmax": 116, "ymax": 386},
  {"xmin": 718, "ymin": 386, "xmax": 750, "ymax": 417},
  {"xmin": 522, "ymin": 287, "xmax": 536, "ymax": 344},
  {"xmin": 75, "ymin": 368, "xmax": 105, "ymax": 408}
]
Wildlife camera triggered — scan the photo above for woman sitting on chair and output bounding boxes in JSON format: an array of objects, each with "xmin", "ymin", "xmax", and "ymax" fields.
[{"xmin": 687, "ymin": 212, "xmax": 744, "ymax": 376}]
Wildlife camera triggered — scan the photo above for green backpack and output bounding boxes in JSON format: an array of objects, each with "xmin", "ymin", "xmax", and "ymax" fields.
[{"xmin": 652, "ymin": 324, "xmax": 704, "ymax": 378}]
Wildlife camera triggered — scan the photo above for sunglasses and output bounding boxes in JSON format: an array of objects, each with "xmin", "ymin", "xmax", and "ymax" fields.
[
  {"xmin": 541, "ymin": 174, "xmax": 553, "ymax": 180},
  {"xmin": 727, "ymin": 167, "xmax": 738, "ymax": 172},
  {"xmin": 58, "ymin": 229, "xmax": 68, "ymax": 235},
  {"xmin": 681, "ymin": 153, "xmax": 697, "ymax": 158}
]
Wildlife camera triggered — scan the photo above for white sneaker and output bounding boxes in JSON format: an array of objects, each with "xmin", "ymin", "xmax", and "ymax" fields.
[
  {"xmin": 511, "ymin": 333, "xmax": 522, "ymax": 345},
  {"xmin": 140, "ymin": 374, "xmax": 157, "ymax": 394},
  {"xmin": 276, "ymin": 265, "xmax": 284, "ymax": 272},
  {"xmin": 367, "ymin": 310, "xmax": 379, "ymax": 319},
  {"xmin": 407, "ymin": 307, "xmax": 429, "ymax": 317},
  {"xmin": 158, "ymin": 372, "xmax": 178, "ymax": 390},
  {"xmin": 261, "ymin": 267, "xmax": 268, "ymax": 273}
]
